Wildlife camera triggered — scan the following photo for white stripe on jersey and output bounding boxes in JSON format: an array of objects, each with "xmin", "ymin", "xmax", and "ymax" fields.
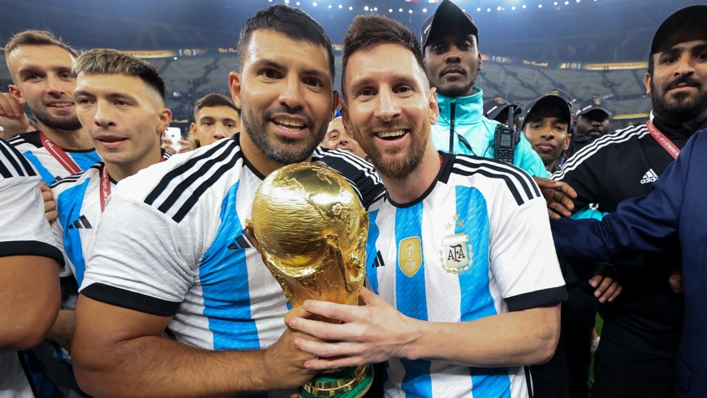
[{"xmin": 552, "ymin": 124, "xmax": 649, "ymax": 180}]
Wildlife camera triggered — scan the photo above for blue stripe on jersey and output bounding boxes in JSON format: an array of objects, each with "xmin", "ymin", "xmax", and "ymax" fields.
[
  {"xmin": 395, "ymin": 203, "xmax": 432, "ymax": 397},
  {"xmin": 23, "ymin": 151, "xmax": 55, "ymax": 184},
  {"xmin": 456, "ymin": 186, "xmax": 511, "ymax": 397},
  {"xmin": 69, "ymin": 151, "xmax": 101, "ymax": 171},
  {"xmin": 57, "ymin": 179, "xmax": 91, "ymax": 285},
  {"xmin": 200, "ymin": 181, "xmax": 260, "ymax": 350},
  {"xmin": 365, "ymin": 209, "xmax": 380, "ymax": 294}
]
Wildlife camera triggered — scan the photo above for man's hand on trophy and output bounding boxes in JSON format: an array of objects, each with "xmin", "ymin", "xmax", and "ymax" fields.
[
  {"xmin": 288, "ymin": 287, "xmax": 418, "ymax": 370},
  {"xmin": 262, "ymin": 315, "xmax": 320, "ymax": 389}
]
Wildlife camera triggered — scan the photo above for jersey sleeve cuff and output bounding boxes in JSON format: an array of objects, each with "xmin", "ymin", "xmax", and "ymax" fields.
[
  {"xmin": 81, "ymin": 283, "xmax": 181, "ymax": 316},
  {"xmin": 505, "ymin": 285, "xmax": 568, "ymax": 312},
  {"xmin": 0, "ymin": 241, "xmax": 64, "ymax": 266}
]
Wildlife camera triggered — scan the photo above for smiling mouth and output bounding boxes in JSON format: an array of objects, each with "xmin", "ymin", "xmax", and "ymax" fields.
[
  {"xmin": 47, "ymin": 102, "xmax": 74, "ymax": 108},
  {"xmin": 375, "ymin": 130, "xmax": 407, "ymax": 140},
  {"xmin": 273, "ymin": 117, "xmax": 306, "ymax": 130}
]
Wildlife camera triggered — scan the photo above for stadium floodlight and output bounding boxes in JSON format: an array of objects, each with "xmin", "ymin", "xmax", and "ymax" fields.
[
  {"xmin": 338, "ymin": 4, "xmax": 342, "ymax": 8},
  {"xmin": 313, "ymin": 2, "xmax": 316, "ymax": 6},
  {"xmin": 399, "ymin": 8, "xmax": 403, "ymax": 12},
  {"xmin": 364, "ymin": 6, "xmax": 368, "ymax": 10},
  {"xmin": 522, "ymin": 4, "xmax": 527, "ymax": 8},
  {"xmin": 422, "ymin": 8, "xmax": 426, "ymax": 12},
  {"xmin": 349, "ymin": 6, "xmax": 352, "ymax": 10}
]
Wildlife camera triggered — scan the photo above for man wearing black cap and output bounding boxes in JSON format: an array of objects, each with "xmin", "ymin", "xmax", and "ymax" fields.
[
  {"xmin": 484, "ymin": 96, "xmax": 521, "ymax": 130},
  {"xmin": 522, "ymin": 89, "xmax": 574, "ymax": 173},
  {"xmin": 569, "ymin": 96, "xmax": 612, "ymax": 156},
  {"xmin": 550, "ymin": 5, "xmax": 707, "ymax": 398},
  {"xmin": 420, "ymin": 0, "xmax": 548, "ymax": 177}
]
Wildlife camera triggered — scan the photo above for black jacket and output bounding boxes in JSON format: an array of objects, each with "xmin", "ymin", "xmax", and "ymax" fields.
[{"xmin": 551, "ymin": 115, "xmax": 707, "ymax": 357}]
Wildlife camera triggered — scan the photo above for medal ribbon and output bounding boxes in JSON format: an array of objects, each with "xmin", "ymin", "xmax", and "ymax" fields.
[
  {"xmin": 100, "ymin": 165, "xmax": 111, "ymax": 213},
  {"xmin": 646, "ymin": 121, "xmax": 681, "ymax": 160},
  {"xmin": 39, "ymin": 131, "xmax": 82, "ymax": 174}
]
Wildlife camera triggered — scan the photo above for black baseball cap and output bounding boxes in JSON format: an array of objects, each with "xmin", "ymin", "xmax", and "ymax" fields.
[
  {"xmin": 483, "ymin": 97, "xmax": 521, "ymax": 120},
  {"xmin": 575, "ymin": 97, "xmax": 612, "ymax": 118},
  {"xmin": 420, "ymin": 0, "xmax": 479, "ymax": 49},
  {"xmin": 522, "ymin": 89, "xmax": 573, "ymax": 128},
  {"xmin": 651, "ymin": 5, "xmax": 707, "ymax": 55}
]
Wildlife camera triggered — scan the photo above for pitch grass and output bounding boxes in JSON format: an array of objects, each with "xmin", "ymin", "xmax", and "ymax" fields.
[{"xmin": 588, "ymin": 313, "xmax": 604, "ymax": 394}]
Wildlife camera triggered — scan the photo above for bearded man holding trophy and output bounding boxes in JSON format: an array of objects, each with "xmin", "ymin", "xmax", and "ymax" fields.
[{"xmin": 282, "ymin": 15, "xmax": 568, "ymax": 398}]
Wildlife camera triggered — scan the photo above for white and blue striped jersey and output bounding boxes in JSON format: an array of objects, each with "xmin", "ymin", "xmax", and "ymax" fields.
[
  {"xmin": 365, "ymin": 152, "xmax": 566, "ymax": 398},
  {"xmin": 7, "ymin": 131, "xmax": 101, "ymax": 185},
  {"xmin": 51, "ymin": 150, "xmax": 173, "ymax": 284},
  {"xmin": 0, "ymin": 138, "xmax": 63, "ymax": 398},
  {"xmin": 51, "ymin": 163, "xmax": 114, "ymax": 284},
  {"xmin": 80, "ymin": 134, "xmax": 383, "ymax": 397}
]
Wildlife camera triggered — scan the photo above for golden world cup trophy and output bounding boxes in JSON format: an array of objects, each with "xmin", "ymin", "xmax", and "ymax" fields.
[{"xmin": 245, "ymin": 163, "xmax": 373, "ymax": 398}]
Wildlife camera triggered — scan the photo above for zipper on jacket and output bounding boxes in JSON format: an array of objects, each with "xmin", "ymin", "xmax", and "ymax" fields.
[{"xmin": 449, "ymin": 102, "xmax": 456, "ymax": 153}]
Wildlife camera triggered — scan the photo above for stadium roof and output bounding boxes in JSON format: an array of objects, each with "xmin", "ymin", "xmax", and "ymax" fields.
[{"xmin": 1, "ymin": 0, "xmax": 703, "ymax": 63}]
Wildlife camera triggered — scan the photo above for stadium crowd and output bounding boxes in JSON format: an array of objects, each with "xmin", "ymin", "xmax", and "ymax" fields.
[{"xmin": 0, "ymin": 1, "xmax": 706, "ymax": 398}]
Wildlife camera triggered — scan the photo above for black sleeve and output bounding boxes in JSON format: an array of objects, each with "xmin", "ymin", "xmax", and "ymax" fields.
[{"xmin": 552, "ymin": 145, "xmax": 607, "ymax": 212}]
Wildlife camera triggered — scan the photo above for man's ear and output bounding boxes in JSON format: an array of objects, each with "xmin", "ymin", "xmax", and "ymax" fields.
[
  {"xmin": 429, "ymin": 87, "xmax": 440, "ymax": 125},
  {"xmin": 157, "ymin": 108, "xmax": 173, "ymax": 135},
  {"xmin": 477, "ymin": 52, "xmax": 483, "ymax": 72},
  {"xmin": 644, "ymin": 72, "xmax": 652, "ymax": 95},
  {"xmin": 229, "ymin": 72, "xmax": 243, "ymax": 110},
  {"xmin": 189, "ymin": 122, "xmax": 197, "ymax": 134},
  {"xmin": 563, "ymin": 133, "xmax": 572, "ymax": 151},
  {"xmin": 8, "ymin": 85, "xmax": 26, "ymax": 105}
]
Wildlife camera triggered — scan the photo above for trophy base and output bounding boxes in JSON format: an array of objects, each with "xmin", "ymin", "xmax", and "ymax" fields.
[{"xmin": 299, "ymin": 364, "xmax": 374, "ymax": 397}]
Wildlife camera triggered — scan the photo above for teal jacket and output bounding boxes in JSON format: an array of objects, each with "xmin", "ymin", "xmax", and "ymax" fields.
[{"xmin": 432, "ymin": 87, "xmax": 550, "ymax": 177}]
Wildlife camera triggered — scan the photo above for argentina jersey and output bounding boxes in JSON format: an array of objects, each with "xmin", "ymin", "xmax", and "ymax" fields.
[
  {"xmin": 50, "ymin": 163, "xmax": 113, "ymax": 285},
  {"xmin": 365, "ymin": 152, "xmax": 566, "ymax": 398},
  {"xmin": 80, "ymin": 134, "xmax": 383, "ymax": 397},
  {"xmin": 7, "ymin": 131, "xmax": 101, "ymax": 184}
]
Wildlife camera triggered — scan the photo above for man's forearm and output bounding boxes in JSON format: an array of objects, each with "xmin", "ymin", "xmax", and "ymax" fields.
[
  {"xmin": 401, "ymin": 305, "xmax": 560, "ymax": 367},
  {"xmin": 73, "ymin": 334, "xmax": 279, "ymax": 397}
]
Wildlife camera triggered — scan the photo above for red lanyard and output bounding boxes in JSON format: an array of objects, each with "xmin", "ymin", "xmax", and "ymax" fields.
[
  {"xmin": 99, "ymin": 156, "xmax": 165, "ymax": 212},
  {"xmin": 99, "ymin": 165, "xmax": 111, "ymax": 213},
  {"xmin": 646, "ymin": 121, "xmax": 681, "ymax": 160},
  {"xmin": 39, "ymin": 131, "xmax": 82, "ymax": 174}
]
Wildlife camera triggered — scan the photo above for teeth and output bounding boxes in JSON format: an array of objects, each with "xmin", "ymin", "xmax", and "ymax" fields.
[
  {"xmin": 274, "ymin": 118, "xmax": 305, "ymax": 128},
  {"xmin": 50, "ymin": 103, "xmax": 72, "ymax": 107},
  {"xmin": 377, "ymin": 130, "xmax": 405, "ymax": 138}
]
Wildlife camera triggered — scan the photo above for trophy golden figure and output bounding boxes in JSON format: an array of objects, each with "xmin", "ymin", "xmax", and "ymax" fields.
[{"xmin": 245, "ymin": 163, "xmax": 373, "ymax": 398}]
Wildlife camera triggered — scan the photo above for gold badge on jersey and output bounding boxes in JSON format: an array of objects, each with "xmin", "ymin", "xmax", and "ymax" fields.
[
  {"xmin": 399, "ymin": 237, "xmax": 422, "ymax": 277},
  {"xmin": 440, "ymin": 233, "xmax": 472, "ymax": 274}
]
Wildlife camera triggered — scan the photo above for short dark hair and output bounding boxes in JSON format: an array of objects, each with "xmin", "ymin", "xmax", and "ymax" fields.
[
  {"xmin": 342, "ymin": 15, "xmax": 425, "ymax": 98},
  {"xmin": 73, "ymin": 49, "xmax": 166, "ymax": 100},
  {"xmin": 5, "ymin": 30, "xmax": 78, "ymax": 58},
  {"xmin": 237, "ymin": 5, "xmax": 335, "ymax": 82},
  {"xmin": 194, "ymin": 93, "xmax": 240, "ymax": 120}
]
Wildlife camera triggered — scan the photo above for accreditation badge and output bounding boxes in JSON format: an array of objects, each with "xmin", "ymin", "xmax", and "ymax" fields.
[
  {"xmin": 441, "ymin": 233, "xmax": 472, "ymax": 274},
  {"xmin": 398, "ymin": 237, "xmax": 422, "ymax": 277}
]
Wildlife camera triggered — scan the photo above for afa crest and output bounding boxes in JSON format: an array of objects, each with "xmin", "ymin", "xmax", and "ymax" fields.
[
  {"xmin": 440, "ymin": 233, "xmax": 472, "ymax": 274},
  {"xmin": 398, "ymin": 237, "xmax": 422, "ymax": 277}
]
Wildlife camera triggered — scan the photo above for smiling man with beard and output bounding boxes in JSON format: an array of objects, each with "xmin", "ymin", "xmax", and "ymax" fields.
[
  {"xmin": 550, "ymin": 6, "xmax": 707, "ymax": 398},
  {"xmin": 420, "ymin": 0, "xmax": 547, "ymax": 178},
  {"xmin": 70, "ymin": 6, "xmax": 383, "ymax": 397},
  {"xmin": 4, "ymin": 30, "xmax": 100, "ymax": 185},
  {"xmin": 285, "ymin": 15, "xmax": 566, "ymax": 398}
]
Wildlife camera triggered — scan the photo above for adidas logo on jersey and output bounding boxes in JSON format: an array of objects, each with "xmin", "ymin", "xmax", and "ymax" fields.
[
  {"xmin": 67, "ymin": 215, "xmax": 93, "ymax": 229},
  {"xmin": 371, "ymin": 250, "xmax": 385, "ymax": 268},
  {"xmin": 640, "ymin": 169, "xmax": 659, "ymax": 184},
  {"xmin": 227, "ymin": 234, "xmax": 252, "ymax": 250}
]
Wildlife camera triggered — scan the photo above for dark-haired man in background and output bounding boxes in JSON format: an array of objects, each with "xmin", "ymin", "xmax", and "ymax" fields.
[
  {"xmin": 550, "ymin": 5, "xmax": 707, "ymax": 397},
  {"xmin": 420, "ymin": 0, "xmax": 548, "ymax": 177},
  {"xmin": 71, "ymin": 5, "xmax": 383, "ymax": 397},
  {"xmin": 4, "ymin": 30, "xmax": 99, "ymax": 184},
  {"xmin": 568, "ymin": 96, "xmax": 612, "ymax": 156}
]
